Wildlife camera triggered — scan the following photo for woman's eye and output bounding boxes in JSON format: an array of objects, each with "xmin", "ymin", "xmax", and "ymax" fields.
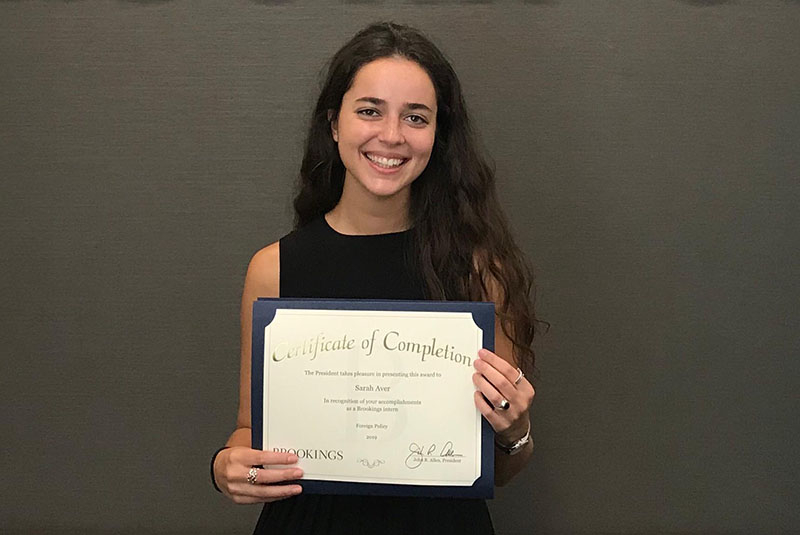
[
  {"xmin": 357, "ymin": 108, "xmax": 379, "ymax": 118},
  {"xmin": 406, "ymin": 114, "xmax": 428, "ymax": 126}
]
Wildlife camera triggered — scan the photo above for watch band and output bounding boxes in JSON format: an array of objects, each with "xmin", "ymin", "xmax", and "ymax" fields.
[{"xmin": 495, "ymin": 422, "xmax": 531, "ymax": 455}]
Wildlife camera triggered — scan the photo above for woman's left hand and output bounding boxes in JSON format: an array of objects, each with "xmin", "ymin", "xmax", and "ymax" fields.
[{"xmin": 473, "ymin": 348, "xmax": 535, "ymax": 444}]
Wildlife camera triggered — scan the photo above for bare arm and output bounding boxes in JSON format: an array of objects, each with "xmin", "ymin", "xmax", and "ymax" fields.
[
  {"xmin": 213, "ymin": 242, "xmax": 305, "ymax": 503},
  {"xmin": 230, "ymin": 243, "xmax": 280, "ymax": 447},
  {"xmin": 486, "ymin": 315, "xmax": 534, "ymax": 486},
  {"xmin": 472, "ymin": 277, "xmax": 536, "ymax": 486}
]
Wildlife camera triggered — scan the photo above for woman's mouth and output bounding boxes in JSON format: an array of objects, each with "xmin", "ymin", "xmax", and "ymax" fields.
[{"xmin": 364, "ymin": 152, "xmax": 408, "ymax": 169}]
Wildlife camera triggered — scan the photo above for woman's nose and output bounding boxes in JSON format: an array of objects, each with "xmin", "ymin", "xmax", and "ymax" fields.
[{"xmin": 377, "ymin": 118, "xmax": 404, "ymax": 145}]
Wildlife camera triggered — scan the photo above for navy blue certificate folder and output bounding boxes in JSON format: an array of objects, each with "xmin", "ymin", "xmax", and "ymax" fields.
[{"xmin": 252, "ymin": 298, "xmax": 495, "ymax": 499}]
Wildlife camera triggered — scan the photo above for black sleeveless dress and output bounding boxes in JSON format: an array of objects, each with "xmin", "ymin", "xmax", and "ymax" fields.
[{"xmin": 253, "ymin": 217, "xmax": 495, "ymax": 534}]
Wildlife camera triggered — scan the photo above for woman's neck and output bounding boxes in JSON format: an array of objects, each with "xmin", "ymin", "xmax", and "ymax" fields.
[{"xmin": 326, "ymin": 181, "xmax": 411, "ymax": 235}]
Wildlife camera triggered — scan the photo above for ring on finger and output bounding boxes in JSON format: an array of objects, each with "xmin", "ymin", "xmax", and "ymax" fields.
[
  {"xmin": 514, "ymin": 368, "xmax": 524, "ymax": 385},
  {"xmin": 497, "ymin": 399, "xmax": 510, "ymax": 411},
  {"xmin": 247, "ymin": 467, "xmax": 260, "ymax": 485}
]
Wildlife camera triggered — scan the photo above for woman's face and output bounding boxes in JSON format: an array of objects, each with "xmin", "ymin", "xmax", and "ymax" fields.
[{"xmin": 332, "ymin": 56, "xmax": 437, "ymax": 203}]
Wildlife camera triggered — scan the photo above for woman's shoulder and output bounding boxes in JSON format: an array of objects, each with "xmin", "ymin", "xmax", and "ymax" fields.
[
  {"xmin": 244, "ymin": 241, "xmax": 280, "ymax": 298},
  {"xmin": 280, "ymin": 217, "xmax": 326, "ymax": 245},
  {"xmin": 250, "ymin": 241, "xmax": 280, "ymax": 269},
  {"xmin": 244, "ymin": 219, "xmax": 325, "ymax": 298}
]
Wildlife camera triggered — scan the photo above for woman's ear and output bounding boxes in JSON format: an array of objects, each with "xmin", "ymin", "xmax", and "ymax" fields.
[{"xmin": 328, "ymin": 110, "xmax": 339, "ymax": 142}]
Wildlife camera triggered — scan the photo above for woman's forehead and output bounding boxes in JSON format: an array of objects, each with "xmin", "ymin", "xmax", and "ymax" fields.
[{"xmin": 345, "ymin": 57, "xmax": 437, "ymax": 110}]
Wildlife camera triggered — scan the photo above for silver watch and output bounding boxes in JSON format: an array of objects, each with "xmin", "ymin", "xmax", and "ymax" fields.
[{"xmin": 495, "ymin": 426, "xmax": 531, "ymax": 455}]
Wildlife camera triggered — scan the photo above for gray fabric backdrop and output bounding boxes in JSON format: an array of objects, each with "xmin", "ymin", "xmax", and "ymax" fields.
[{"xmin": 1, "ymin": 1, "xmax": 798, "ymax": 533}]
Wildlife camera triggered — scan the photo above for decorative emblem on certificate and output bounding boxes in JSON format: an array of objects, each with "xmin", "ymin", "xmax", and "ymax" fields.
[{"xmin": 251, "ymin": 299, "xmax": 495, "ymax": 498}]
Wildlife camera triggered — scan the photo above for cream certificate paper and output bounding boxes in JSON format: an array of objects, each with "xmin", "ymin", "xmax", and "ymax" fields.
[{"xmin": 260, "ymin": 308, "xmax": 485, "ymax": 487}]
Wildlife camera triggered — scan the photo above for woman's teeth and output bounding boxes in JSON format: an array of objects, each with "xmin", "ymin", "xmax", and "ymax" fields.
[{"xmin": 365, "ymin": 153, "xmax": 405, "ymax": 168}]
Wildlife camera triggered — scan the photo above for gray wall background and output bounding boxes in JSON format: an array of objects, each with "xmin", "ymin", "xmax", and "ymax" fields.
[{"xmin": 1, "ymin": 1, "xmax": 798, "ymax": 533}]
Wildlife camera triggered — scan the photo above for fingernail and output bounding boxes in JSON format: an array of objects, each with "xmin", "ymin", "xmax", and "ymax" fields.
[
  {"xmin": 294, "ymin": 469, "xmax": 304, "ymax": 478},
  {"xmin": 288, "ymin": 454, "xmax": 298, "ymax": 463}
]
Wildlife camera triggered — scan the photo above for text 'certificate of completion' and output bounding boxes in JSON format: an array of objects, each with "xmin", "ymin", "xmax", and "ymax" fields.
[{"xmin": 251, "ymin": 299, "xmax": 495, "ymax": 499}]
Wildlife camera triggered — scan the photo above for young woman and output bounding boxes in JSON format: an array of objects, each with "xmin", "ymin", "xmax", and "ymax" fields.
[{"xmin": 212, "ymin": 22, "xmax": 539, "ymax": 534}]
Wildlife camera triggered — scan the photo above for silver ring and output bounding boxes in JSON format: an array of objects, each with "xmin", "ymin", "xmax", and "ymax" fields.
[
  {"xmin": 498, "ymin": 399, "xmax": 510, "ymax": 411},
  {"xmin": 247, "ymin": 467, "xmax": 260, "ymax": 485},
  {"xmin": 514, "ymin": 368, "xmax": 524, "ymax": 385}
]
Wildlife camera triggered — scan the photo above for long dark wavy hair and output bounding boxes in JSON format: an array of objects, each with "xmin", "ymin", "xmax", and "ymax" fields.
[{"xmin": 293, "ymin": 22, "xmax": 540, "ymax": 375}]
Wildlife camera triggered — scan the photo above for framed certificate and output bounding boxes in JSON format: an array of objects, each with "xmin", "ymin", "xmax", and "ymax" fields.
[{"xmin": 251, "ymin": 298, "xmax": 495, "ymax": 498}]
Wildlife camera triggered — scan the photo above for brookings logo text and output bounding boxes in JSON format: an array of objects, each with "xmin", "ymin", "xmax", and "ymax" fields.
[{"xmin": 273, "ymin": 447, "xmax": 344, "ymax": 461}]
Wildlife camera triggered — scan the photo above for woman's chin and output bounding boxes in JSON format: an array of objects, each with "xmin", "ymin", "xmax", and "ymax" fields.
[{"xmin": 365, "ymin": 182, "xmax": 412, "ymax": 201}]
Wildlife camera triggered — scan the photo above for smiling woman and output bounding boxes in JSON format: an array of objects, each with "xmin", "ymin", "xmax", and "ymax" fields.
[{"xmin": 210, "ymin": 22, "xmax": 540, "ymax": 535}]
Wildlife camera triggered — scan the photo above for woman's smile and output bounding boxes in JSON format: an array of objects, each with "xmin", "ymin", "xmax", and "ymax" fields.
[{"xmin": 362, "ymin": 152, "xmax": 408, "ymax": 171}]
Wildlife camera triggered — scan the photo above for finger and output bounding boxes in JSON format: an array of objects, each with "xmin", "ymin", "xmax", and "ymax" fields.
[
  {"xmin": 474, "ymin": 359, "xmax": 519, "ymax": 403},
  {"xmin": 472, "ymin": 372, "xmax": 515, "ymax": 415},
  {"xmin": 258, "ymin": 450, "xmax": 300, "ymax": 467},
  {"xmin": 231, "ymin": 447, "xmax": 299, "ymax": 467},
  {"xmin": 229, "ymin": 466, "xmax": 304, "ymax": 503},
  {"xmin": 231, "ymin": 483, "xmax": 303, "ymax": 504},
  {"xmin": 477, "ymin": 350, "xmax": 536, "ymax": 400},
  {"xmin": 473, "ymin": 390, "xmax": 507, "ymax": 431},
  {"xmin": 257, "ymin": 483, "xmax": 304, "ymax": 503},
  {"xmin": 250, "ymin": 466, "xmax": 304, "ymax": 485},
  {"xmin": 473, "ymin": 389, "xmax": 495, "ymax": 416},
  {"xmin": 478, "ymin": 348, "xmax": 518, "ymax": 383}
]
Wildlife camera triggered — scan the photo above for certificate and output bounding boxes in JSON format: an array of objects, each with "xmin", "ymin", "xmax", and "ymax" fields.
[{"xmin": 251, "ymin": 299, "xmax": 495, "ymax": 498}]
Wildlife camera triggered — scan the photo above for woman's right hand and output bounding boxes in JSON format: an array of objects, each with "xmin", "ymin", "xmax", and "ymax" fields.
[{"xmin": 214, "ymin": 447, "xmax": 304, "ymax": 504}]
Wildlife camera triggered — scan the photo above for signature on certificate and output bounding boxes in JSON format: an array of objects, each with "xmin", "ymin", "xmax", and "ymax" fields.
[{"xmin": 404, "ymin": 441, "xmax": 463, "ymax": 469}]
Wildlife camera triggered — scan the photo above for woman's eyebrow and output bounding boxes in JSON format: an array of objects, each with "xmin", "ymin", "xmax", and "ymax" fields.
[
  {"xmin": 406, "ymin": 102, "xmax": 434, "ymax": 112},
  {"xmin": 354, "ymin": 96, "xmax": 384, "ymax": 106},
  {"xmin": 354, "ymin": 96, "xmax": 433, "ymax": 113}
]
